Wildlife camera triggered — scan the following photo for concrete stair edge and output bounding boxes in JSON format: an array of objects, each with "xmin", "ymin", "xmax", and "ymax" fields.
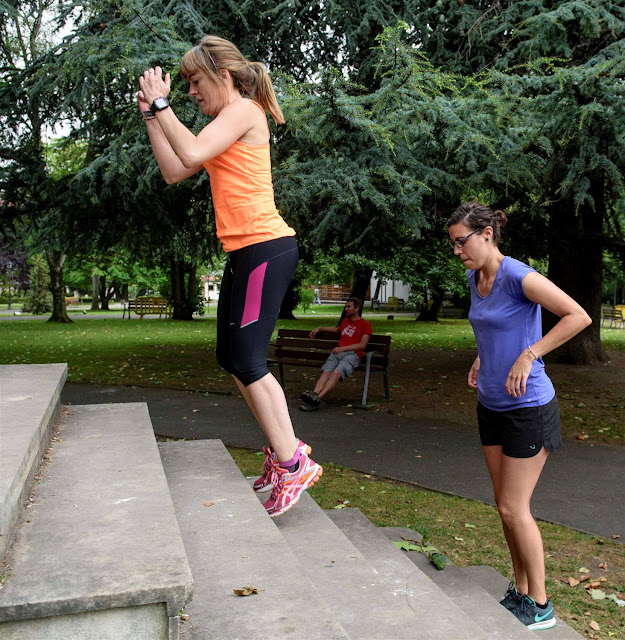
[
  {"xmin": 159, "ymin": 439, "xmax": 348, "ymax": 640},
  {"xmin": 274, "ymin": 489, "xmax": 446, "ymax": 640},
  {"xmin": 0, "ymin": 402, "xmax": 193, "ymax": 640},
  {"xmin": 0, "ymin": 363, "xmax": 68, "ymax": 558},
  {"xmin": 381, "ymin": 526, "xmax": 535, "ymax": 639},
  {"xmin": 327, "ymin": 507, "xmax": 489, "ymax": 640}
]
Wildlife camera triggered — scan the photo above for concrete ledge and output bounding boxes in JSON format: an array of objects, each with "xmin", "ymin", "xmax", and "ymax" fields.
[
  {"xmin": 0, "ymin": 603, "xmax": 169, "ymax": 640},
  {"xmin": 0, "ymin": 364, "xmax": 67, "ymax": 557},
  {"xmin": 382, "ymin": 526, "xmax": 534, "ymax": 639},
  {"xmin": 274, "ymin": 492, "xmax": 427, "ymax": 639},
  {"xmin": 159, "ymin": 440, "xmax": 347, "ymax": 640},
  {"xmin": 328, "ymin": 508, "xmax": 486, "ymax": 640},
  {"xmin": 0, "ymin": 403, "xmax": 192, "ymax": 636}
]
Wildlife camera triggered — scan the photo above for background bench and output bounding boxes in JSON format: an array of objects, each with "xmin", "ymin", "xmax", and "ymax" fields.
[
  {"xmin": 268, "ymin": 328, "xmax": 391, "ymax": 406},
  {"xmin": 123, "ymin": 296, "xmax": 172, "ymax": 319},
  {"xmin": 601, "ymin": 307, "xmax": 624, "ymax": 329}
]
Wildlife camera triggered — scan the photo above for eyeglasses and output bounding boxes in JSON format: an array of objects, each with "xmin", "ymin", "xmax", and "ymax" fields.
[{"xmin": 448, "ymin": 229, "xmax": 481, "ymax": 249}]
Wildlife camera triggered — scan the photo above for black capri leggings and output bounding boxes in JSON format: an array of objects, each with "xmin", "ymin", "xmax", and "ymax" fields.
[{"xmin": 216, "ymin": 236, "xmax": 298, "ymax": 386}]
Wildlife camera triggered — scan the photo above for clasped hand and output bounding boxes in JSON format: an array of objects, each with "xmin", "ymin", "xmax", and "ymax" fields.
[{"xmin": 137, "ymin": 66, "xmax": 171, "ymax": 111}]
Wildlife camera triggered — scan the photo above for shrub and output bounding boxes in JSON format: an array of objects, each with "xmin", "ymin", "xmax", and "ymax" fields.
[{"xmin": 22, "ymin": 255, "xmax": 52, "ymax": 314}]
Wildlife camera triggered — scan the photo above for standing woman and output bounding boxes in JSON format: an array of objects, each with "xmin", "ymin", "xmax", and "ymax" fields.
[
  {"xmin": 447, "ymin": 202, "xmax": 591, "ymax": 630},
  {"xmin": 137, "ymin": 35, "xmax": 322, "ymax": 517}
]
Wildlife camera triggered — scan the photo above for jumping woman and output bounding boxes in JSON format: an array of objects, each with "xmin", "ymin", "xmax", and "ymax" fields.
[
  {"xmin": 447, "ymin": 201, "xmax": 591, "ymax": 630},
  {"xmin": 138, "ymin": 35, "xmax": 322, "ymax": 517}
]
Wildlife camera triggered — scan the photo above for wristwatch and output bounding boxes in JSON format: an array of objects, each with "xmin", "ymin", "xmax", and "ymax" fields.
[{"xmin": 151, "ymin": 96, "xmax": 170, "ymax": 112}]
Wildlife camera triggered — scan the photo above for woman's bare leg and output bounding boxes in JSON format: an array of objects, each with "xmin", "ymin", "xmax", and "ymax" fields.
[{"xmin": 234, "ymin": 373, "xmax": 298, "ymax": 462}]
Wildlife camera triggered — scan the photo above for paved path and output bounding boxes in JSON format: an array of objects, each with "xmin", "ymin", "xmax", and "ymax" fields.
[{"xmin": 61, "ymin": 382, "xmax": 624, "ymax": 543}]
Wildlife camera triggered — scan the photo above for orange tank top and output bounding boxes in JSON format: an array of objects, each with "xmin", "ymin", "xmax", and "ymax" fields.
[{"xmin": 203, "ymin": 100, "xmax": 295, "ymax": 253}]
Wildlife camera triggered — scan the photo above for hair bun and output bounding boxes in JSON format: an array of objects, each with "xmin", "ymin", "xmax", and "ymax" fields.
[{"xmin": 494, "ymin": 209, "xmax": 508, "ymax": 228}]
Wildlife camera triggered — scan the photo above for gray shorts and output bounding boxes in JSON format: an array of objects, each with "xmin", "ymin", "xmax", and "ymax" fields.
[{"xmin": 321, "ymin": 351, "xmax": 361, "ymax": 380}]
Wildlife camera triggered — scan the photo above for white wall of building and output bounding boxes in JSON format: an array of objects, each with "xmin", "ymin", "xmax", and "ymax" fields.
[{"xmin": 370, "ymin": 273, "xmax": 412, "ymax": 303}]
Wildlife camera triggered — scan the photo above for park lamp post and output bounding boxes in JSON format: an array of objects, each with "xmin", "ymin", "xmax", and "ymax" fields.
[{"xmin": 6, "ymin": 261, "xmax": 13, "ymax": 310}]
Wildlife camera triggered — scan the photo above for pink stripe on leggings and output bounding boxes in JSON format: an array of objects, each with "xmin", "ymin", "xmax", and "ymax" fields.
[{"xmin": 240, "ymin": 262, "xmax": 267, "ymax": 328}]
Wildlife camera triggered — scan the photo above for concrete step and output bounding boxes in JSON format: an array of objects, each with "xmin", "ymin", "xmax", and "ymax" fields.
[
  {"xmin": 463, "ymin": 566, "xmax": 584, "ymax": 639},
  {"xmin": 159, "ymin": 439, "xmax": 348, "ymax": 640},
  {"xmin": 328, "ymin": 508, "xmax": 488, "ymax": 640},
  {"xmin": 0, "ymin": 403, "xmax": 193, "ymax": 640},
  {"xmin": 273, "ymin": 490, "xmax": 440, "ymax": 639},
  {"xmin": 0, "ymin": 363, "xmax": 67, "ymax": 557},
  {"xmin": 382, "ymin": 527, "xmax": 535, "ymax": 639}
]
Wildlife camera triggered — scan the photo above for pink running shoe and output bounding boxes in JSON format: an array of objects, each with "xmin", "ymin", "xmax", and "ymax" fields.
[
  {"xmin": 263, "ymin": 451, "xmax": 323, "ymax": 518},
  {"xmin": 252, "ymin": 440, "xmax": 312, "ymax": 494}
]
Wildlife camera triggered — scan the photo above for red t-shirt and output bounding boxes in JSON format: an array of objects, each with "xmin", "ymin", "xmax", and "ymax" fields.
[{"xmin": 338, "ymin": 317, "xmax": 372, "ymax": 358}]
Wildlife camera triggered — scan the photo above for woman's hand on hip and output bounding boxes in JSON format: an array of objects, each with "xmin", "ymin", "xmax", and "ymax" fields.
[{"xmin": 138, "ymin": 66, "xmax": 170, "ymax": 107}]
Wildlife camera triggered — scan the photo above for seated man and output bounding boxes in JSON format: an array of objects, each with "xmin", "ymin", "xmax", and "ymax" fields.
[{"xmin": 300, "ymin": 297, "xmax": 372, "ymax": 411}]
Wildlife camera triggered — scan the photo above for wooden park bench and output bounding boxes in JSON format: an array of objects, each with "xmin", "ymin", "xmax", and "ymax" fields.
[
  {"xmin": 123, "ymin": 296, "xmax": 172, "ymax": 319},
  {"xmin": 64, "ymin": 296, "xmax": 80, "ymax": 307},
  {"xmin": 601, "ymin": 307, "xmax": 624, "ymax": 329},
  {"xmin": 268, "ymin": 328, "xmax": 391, "ymax": 406}
]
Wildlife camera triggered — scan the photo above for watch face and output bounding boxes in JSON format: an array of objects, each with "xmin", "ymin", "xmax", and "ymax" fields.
[{"xmin": 153, "ymin": 97, "xmax": 169, "ymax": 110}]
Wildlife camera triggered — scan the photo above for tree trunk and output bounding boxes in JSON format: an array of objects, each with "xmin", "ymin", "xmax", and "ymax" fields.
[
  {"xmin": 170, "ymin": 258, "xmax": 194, "ymax": 320},
  {"xmin": 91, "ymin": 272, "xmax": 100, "ymax": 310},
  {"xmin": 417, "ymin": 287, "xmax": 444, "ymax": 322},
  {"xmin": 46, "ymin": 250, "xmax": 72, "ymax": 323},
  {"xmin": 545, "ymin": 184, "xmax": 607, "ymax": 364},
  {"xmin": 350, "ymin": 266, "xmax": 373, "ymax": 306},
  {"xmin": 99, "ymin": 275, "xmax": 109, "ymax": 310},
  {"xmin": 121, "ymin": 283, "xmax": 129, "ymax": 301}
]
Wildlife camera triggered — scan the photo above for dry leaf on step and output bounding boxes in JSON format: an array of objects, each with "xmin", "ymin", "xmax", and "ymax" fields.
[{"xmin": 233, "ymin": 586, "xmax": 259, "ymax": 596}]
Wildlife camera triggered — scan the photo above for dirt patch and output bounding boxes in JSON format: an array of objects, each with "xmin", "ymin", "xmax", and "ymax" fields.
[{"xmin": 286, "ymin": 348, "xmax": 625, "ymax": 448}]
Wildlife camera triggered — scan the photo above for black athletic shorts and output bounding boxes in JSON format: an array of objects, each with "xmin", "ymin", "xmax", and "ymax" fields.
[
  {"xmin": 477, "ymin": 395, "xmax": 562, "ymax": 459},
  {"xmin": 216, "ymin": 236, "xmax": 298, "ymax": 387}
]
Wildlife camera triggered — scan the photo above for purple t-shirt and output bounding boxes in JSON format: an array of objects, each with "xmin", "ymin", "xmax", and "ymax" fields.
[{"xmin": 468, "ymin": 257, "xmax": 555, "ymax": 411}]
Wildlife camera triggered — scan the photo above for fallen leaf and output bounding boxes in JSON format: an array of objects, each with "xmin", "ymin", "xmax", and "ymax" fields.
[
  {"xmin": 606, "ymin": 593, "xmax": 625, "ymax": 606},
  {"xmin": 579, "ymin": 567, "xmax": 590, "ymax": 573},
  {"xmin": 233, "ymin": 586, "xmax": 259, "ymax": 596},
  {"xmin": 180, "ymin": 614, "xmax": 190, "ymax": 621},
  {"xmin": 454, "ymin": 536, "xmax": 464, "ymax": 541},
  {"xmin": 589, "ymin": 581, "xmax": 602, "ymax": 588},
  {"xmin": 599, "ymin": 562, "xmax": 608, "ymax": 570},
  {"xmin": 568, "ymin": 577, "xmax": 580, "ymax": 587},
  {"xmin": 203, "ymin": 502, "xmax": 215, "ymax": 507},
  {"xmin": 464, "ymin": 523, "xmax": 476, "ymax": 529},
  {"xmin": 589, "ymin": 589, "xmax": 606, "ymax": 600},
  {"xmin": 612, "ymin": 534, "xmax": 620, "ymax": 539},
  {"xmin": 333, "ymin": 504, "xmax": 348, "ymax": 509},
  {"xmin": 590, "ymin": 621, "xmax": 600, "ymax": 631},
  {"xmin": 579, "ymin": 574, "xmax": 591, "ymax": 582}
]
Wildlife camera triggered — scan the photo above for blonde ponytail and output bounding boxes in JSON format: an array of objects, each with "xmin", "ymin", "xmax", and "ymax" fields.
[{"xmin": 180, "ymin": 35, "xmax": 285, "ymax": 125}]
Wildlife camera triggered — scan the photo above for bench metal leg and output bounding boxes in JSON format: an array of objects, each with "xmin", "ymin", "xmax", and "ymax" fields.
[
  {"xmin": 383, "ymin": 370, "xmax": 390, "ymax": 400},
  {"xmin": 278, "ymin": 364, "xmax": 285, "ymax": 389},
  {"xmin": 362, "ymin": 363, "xmax": 371, "ymax": 407}
]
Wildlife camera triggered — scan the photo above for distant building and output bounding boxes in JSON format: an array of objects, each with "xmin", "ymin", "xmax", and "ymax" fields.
[{"xmin": 200, "ymin": 275, "xmax": 221, "ymax": 302}]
